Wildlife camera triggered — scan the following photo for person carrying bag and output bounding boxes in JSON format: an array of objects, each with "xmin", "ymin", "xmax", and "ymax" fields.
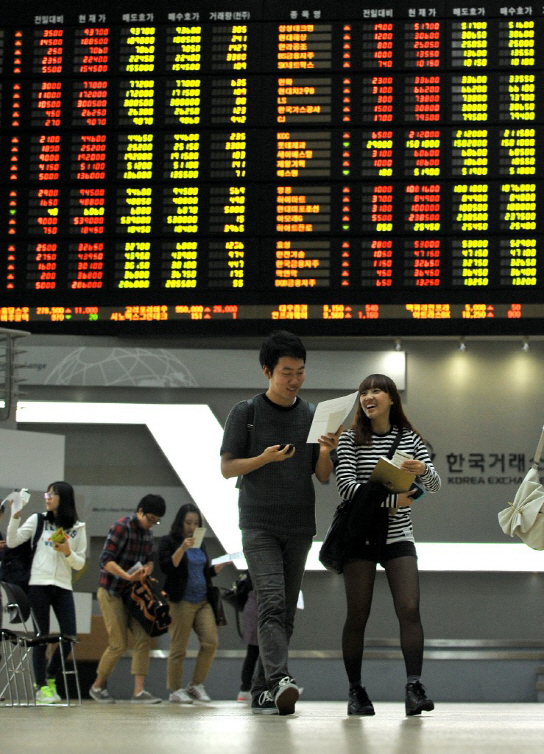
[
  {"xmin": 158, "ymin": 503, "xmax": 231, "ymax": 705},
  {"xmin": 332, "ymin": 374, "xmax": 440, "ymax": 718},
  {"xmin": 319, "ymin": 429, "xmax": 403, "ymax": 574}
]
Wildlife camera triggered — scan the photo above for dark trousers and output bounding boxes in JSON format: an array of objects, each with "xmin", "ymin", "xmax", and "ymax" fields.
[
  {"xmin": 242, "ymin": 529, "xmax": 312, "ymax": 694},
  {"xmin": 28, "ymin": 585, "xmax": 76, "ymax": 687}
]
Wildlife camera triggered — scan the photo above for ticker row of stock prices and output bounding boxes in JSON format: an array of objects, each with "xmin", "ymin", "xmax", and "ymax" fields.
[{"xmin": 0, "ymin": 0, "xmax": 542, "ymax": 334}]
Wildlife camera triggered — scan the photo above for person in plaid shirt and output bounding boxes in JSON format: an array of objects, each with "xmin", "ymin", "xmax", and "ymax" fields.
[{"xmin": 89, "ymin": 494, "xmax": 166, "ymax": 704}]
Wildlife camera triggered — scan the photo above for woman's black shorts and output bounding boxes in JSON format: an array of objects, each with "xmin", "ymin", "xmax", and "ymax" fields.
[{"xmin": 344, "ymin": 539, "xmax": 417, "ymax": 568}]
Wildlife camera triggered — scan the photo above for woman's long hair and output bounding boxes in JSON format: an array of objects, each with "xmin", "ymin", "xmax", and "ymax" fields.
[
  {"xmin": 351, "ymin": 374, "xmax": 419, "ymax": 446},
  {"xmin": 169, "ymin": 503, "xmax": 202, "ymax": 542},
  {"xmin": 46, "ymin": 481, "xmax": 79, "ymax": 530}
]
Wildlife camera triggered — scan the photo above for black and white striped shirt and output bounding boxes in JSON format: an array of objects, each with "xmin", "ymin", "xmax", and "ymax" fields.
[{"xmin": 335, "ymin": 426, "xmax": 441, "ymax": 544}]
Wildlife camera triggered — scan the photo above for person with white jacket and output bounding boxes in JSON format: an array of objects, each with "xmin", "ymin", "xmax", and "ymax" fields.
[{"xmin": 7, "ymin": 481, "xmax": 86, "ymax": 705}]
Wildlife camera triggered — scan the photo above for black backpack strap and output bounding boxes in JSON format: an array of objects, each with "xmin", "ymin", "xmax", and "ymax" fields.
[
  {"xmin": 244, "ymin": 398, "xmax": 255, "ymax": 456},
  {"xmin": 235, "ymin": 398, "xmax": 255, "ymax": 490},
  {"xmin": 32, "ymin": 513, "xmax": 45, "ymax": 552}
]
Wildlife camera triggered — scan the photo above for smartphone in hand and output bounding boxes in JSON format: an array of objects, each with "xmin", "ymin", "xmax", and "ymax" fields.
[{"xmin": 410, "ymin": 483, "xmax": 425, "ymax": 500}]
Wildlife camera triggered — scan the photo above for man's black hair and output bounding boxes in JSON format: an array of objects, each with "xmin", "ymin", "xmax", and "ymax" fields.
[
  {"xmin": 259, "ymin": 330, "xmax": 306, "ymax": 373},
  {"xmin": 137, "ymin": 493, "xmax": 166, "ymax": 518}
]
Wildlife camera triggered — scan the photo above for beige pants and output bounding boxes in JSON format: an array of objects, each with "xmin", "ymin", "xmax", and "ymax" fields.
[
  {"xmin": 167, "ymin": 600, "xmax": 218, "ymax": 692},
  {"xmin": 97, "ymin": 587, "xmax": 153, "ymax": 679}
]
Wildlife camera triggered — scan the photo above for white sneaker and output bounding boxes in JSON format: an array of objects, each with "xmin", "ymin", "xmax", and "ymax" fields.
[
  {"xmin": 186, "ymin": 683, "xmax": 211, "ymax": 702},
  {"xmin": 169, "ymin": 688, "xmax": 193, "ymax": 704},
  {"xmin": 237, "ymin": 690, "xmax": 251, "ymax": 703}
]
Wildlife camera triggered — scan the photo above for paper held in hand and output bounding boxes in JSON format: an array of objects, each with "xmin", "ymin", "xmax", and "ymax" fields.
[
  {"xmin": 190, "ymin": 527, "xmax": 207, "ymax": 548},
  {"xmin": 1, "ymin": 488, "xmax": 31, "ymax": 516},
  {"xmin": 369, "ymin": 457, "xmax": 415, "ymax": 493},
  {"xmin": 306, "ymin": 391, "xmax": 358, "ymax": 443}
]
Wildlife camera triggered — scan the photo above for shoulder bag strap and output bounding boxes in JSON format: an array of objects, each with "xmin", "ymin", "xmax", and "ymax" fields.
[
  {"xmin": 385, "ymin": 426, "xmax": 403, "ymax": 460},
  {"xmin": 532, "ymin": 425, "xmax": 544, "ymax": 469}
]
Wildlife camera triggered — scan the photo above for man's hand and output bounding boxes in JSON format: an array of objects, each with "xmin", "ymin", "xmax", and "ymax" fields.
[
  {"xmin": 318, "ymin": 425, "xmax": 343, "ymax": 453},
  {"xmin": 261, "ymin": 444, "xmax": 296, "ymax": 463}
]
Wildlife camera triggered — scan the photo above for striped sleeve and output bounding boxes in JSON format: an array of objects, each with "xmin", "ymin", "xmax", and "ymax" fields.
[{"xmin": 335, "ymin": 427, "xmax": 440, "ymax": 544}]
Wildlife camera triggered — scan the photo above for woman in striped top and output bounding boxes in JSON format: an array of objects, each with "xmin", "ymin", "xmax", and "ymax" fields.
[{"xmin": 335, "ymin": 373, "xmax": 440, "ymax": 718}]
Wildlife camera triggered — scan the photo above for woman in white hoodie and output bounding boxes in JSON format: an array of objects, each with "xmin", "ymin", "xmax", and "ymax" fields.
[{"xmin": 7, "ymin": 481, "xmax": 86, "ymax": 704}]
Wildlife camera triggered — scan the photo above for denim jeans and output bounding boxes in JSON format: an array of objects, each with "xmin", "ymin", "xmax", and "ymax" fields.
[
  {"xmin": 242, "ymin": 529, "xmax": 312, "ymax": 693},
  {"xmin": 27, "ymin": 585, "xmax": 77, "ymax": 687}
]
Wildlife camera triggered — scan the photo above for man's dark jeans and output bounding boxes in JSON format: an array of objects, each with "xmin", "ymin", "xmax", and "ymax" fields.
[{"xmin": 242, "ymin": 529, "xmax": 312, "ymax": 694}]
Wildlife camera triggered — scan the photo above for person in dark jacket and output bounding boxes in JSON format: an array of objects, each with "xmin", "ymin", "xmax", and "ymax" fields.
[
  {"xmin": 236, "ymin": 573, "xmax": 258, "ymax": 704},
  {"xmin": 159, "ymin": 503, "xmax": 228, "ymax": 704}
]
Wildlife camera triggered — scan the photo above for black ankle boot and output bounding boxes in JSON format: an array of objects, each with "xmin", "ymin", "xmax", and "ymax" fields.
[
  {"xmin": 347, "ymin": 685, "xmax": 375, "ymax": 716},
  {"xmin": 405, "ymin": 681, "xmax": 435, "ymax": 716}
]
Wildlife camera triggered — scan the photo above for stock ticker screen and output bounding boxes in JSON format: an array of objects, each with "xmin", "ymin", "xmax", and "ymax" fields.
[{"xmin": 0, "ymin": 1, "xmax": 543, "ymax": 334}]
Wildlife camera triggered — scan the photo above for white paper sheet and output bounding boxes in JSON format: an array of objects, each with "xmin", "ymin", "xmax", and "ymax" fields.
[
  {"xmin": 190, "ymin": 526, "xmax": 207, "ymax": 548},
  {"xmin": 211, "ymin": 550, "xmax": 244, "ymax": 566},
  {"xmin": 306, "ymin": 391, "xmax": 358, "ymax": 443},
  {"xmin": 1, "ymin": 488, "xmax": 30, "ymax": 516}
]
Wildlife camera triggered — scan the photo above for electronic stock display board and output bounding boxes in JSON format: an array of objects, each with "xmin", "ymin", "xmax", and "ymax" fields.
[{"xmin": 0, "ymin": 1, "xmax": 543, "ymax": 334}]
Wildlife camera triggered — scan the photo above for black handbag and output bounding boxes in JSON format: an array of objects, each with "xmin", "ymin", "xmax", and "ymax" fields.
[
  {"xmin": 124, "ymin": 576, "xmax": 172, "ymax": 637},
  {"xmin": 221, "ymin": 572, "xmax": 252, "ymax": 612},
  {"xmin": 208, "ymin": 585, "xmax": 228, "ymax": 626},
  {"xmin": 319, "ymin": 428, "xmax": 403, "ymax": 574},
  {"xmin": 318, "ymin": 498, "xmax": 353, "ymax": 574}
]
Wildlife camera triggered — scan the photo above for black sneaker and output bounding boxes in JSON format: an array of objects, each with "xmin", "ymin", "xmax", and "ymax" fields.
[
  {"xmin": 251, "ymin": 690, "xmax": 278, "ymax": 715},
  {"xmin": 273, "ymin": 676, "xmax": 299, "ymax": 716},
  {"xmin": 405, "ymin": 681, "xmax": 435, "ymax": 716},
  {"xmin": 347, "ymin": 685, "xmax": 375, "ymax": 716}
]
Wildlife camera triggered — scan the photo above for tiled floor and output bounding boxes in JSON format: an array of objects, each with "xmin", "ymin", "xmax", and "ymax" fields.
[{"xmin": 2, "ymin": 701, "xmax": 544, "ymax": 754}]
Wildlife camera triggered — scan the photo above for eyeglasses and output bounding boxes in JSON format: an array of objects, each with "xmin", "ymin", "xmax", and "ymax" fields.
[
  {"xmin": 44, "ymin": 492, "xmax": 58, "ymax": 499},
  {"xmin": 144, "ymin": 514, "xmax": 161, "ymax": 526}
]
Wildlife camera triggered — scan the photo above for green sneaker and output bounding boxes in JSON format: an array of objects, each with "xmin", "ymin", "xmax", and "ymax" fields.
[
  {"xmin": 36, "ymin": 684, "xmax": 56, "ymax": 705},
  {"xmin": 47, "ymin": 678, "xmax": 62, "ymax": 703}
]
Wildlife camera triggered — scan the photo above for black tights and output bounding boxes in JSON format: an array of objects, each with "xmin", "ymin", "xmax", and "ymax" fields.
[
  {"xmin": 240, "ymin": 644, "xmax": 260, "ymax": 691},
  {"xmin": 342, "ymin": 556, "xmax": 423, "ymax": 685}
]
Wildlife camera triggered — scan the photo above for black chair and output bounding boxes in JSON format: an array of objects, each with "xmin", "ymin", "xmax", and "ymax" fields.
[{"xmin": 0, "ymin": 580, "xmax": 82, "ymax": 706}]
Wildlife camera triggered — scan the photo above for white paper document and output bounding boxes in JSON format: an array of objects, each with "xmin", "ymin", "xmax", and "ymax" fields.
[
  {"xmin": 306, "ymin": 391, "xmax": 358, "ymax": 443},
  {"xmin": 211, "ymin": 551, "xmax": 244, "ymax": 566},
  {"xmin": 1, "ymin": 488, "xmax": 30, "ymax": 516},
  {"xmin": 190, "ymin": 527, "xmax": 207, "ymax": 548}
]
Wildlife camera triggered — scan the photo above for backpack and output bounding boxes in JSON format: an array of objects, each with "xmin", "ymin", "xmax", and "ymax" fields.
[
  {"xmin": 123, "ymin": 575, "xmax": 172, "ymax": 637},
  {"xmin": 0, "ymin": 513, "xmax": 44, "ymax": 591}
]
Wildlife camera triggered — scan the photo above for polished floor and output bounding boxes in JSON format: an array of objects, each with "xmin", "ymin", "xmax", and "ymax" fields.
[{"xmin": 2, "ymin": 701, "xmax": 544, "ymax": 754}]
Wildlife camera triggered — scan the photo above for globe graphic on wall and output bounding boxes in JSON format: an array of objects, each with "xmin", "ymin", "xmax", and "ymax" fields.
[{"xmin": 44, "ymin": 348, "xmax": 198, "ymax": 387}]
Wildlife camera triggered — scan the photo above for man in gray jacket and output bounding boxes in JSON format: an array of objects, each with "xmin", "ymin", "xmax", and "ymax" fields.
[{"xmin": 221, "ymin": 331, "xmax": 340, "ymax": 715}]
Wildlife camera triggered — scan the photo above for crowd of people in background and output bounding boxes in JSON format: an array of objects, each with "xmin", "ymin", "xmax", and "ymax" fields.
[{"xmin": 0, "ymin": 330, "xmax": 440, "ymax": 717}]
